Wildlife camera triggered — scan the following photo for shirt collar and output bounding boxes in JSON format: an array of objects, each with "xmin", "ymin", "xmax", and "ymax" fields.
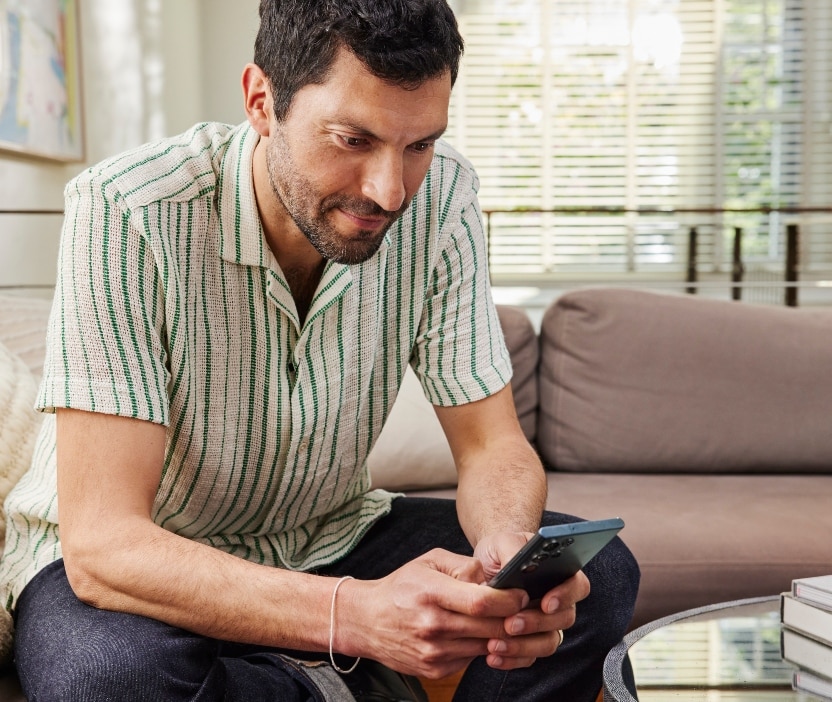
[{"xmin": 217, "ymin": 123, "xmax": 270, "ymax": 268}]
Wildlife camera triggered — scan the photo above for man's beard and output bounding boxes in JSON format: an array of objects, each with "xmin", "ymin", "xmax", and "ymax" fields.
[{"xmin": 266, "ymin": 138, "xmax": 409, "ymax": 265}]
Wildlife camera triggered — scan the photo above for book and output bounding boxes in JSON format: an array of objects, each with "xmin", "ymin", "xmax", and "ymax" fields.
[
  {"xmin": 792, "ymin": 575, "xmax": 832, "ymax": 611},
  {"xmin": 793, "ymin": 668, "xmax": 832, "ymax": 700},
  {"xmin": 782, "ymin": 592, "xmax": 832, "ymax": 647},
  {"xmin": 781, "ymin": 627, "xmax": 832, "ymax": 680}
]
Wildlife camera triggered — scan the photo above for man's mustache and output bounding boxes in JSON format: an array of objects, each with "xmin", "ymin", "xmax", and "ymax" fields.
[{"xmin": 322, "ymin": 196, "xmax": 407, "ymax": 220}]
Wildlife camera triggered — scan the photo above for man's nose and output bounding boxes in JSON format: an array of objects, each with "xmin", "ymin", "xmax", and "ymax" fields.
[{"xmin": 361, "ymin": 150, "xmax": 406, "ymax": 213}]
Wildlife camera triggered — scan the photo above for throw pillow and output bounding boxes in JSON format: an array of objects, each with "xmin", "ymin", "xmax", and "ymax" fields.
[
  {"xmin": 367, "ymin": 366, "xmax": 457, "ymax": 491},
  {"xmin": 0, "ymin": 293, "xmax": 53, "ymax": 378},
  {"xmin": 0, "ymin": 338, "xmax": 44, "ymax": 664},
  {"xmin": 0, "ymin": 339, "xmax": 43, "ymax": 542}
]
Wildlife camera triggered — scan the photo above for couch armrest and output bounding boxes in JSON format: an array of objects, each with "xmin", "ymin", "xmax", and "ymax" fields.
[{"xmin": 496, "ymin": 304, "xmax": 539, "ymax": 443}]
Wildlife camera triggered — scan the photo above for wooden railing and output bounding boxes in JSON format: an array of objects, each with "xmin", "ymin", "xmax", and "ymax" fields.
[
  {"xmin": 4, "ymin": 206, "xmax": 831, "ymax": 305},
  {"xmin": 481, "ymin": 206, "xmax": 832, "ymax": 307}
]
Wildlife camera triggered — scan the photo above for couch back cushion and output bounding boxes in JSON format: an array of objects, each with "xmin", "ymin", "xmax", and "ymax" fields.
[
  {"xmin": 537, "ymin": 288, "xmax": 832, "ymax": 473},
  {"xmin": 369, "ymin": 304, "xmax": 539, "ymax": 491}
]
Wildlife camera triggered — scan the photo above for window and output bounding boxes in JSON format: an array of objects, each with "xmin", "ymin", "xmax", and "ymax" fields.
[{"xmin": 446, "ymin": 0, "xmax": 832, "ymax": 281}]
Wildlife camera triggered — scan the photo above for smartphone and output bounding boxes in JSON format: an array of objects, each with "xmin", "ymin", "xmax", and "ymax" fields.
[{"xmin": 488, "ymin": 518, "xmax": 624, "ymax": 602}]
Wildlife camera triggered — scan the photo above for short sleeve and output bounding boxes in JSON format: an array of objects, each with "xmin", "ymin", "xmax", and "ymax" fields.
[
  {"xmin": 37, "ymin": 173, "xmax": 171, "ymax": 425},
  {"xmin": 411, "ymin": 162, "xmax": 512, "ymax": 406}
]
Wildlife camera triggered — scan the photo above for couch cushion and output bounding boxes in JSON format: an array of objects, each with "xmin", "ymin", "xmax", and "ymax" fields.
[
  {"xmin": 369, "ymin": 304, "xmax": 538, "ymax": 491},
  {"xmin": 545, "ymin": 472, "xmax": 832, "ymax": 628},
  {"xmin": 537, "ymin": 288, "xmax": 832, "ymax": 473}
]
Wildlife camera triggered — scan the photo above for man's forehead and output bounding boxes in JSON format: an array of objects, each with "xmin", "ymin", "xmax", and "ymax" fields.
[{"xmin": 295, "ymin": 59, "xmax": 451, "ymax": 143}]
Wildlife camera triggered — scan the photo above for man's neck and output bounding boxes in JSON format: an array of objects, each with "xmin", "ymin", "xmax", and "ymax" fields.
[
  {"xmin": 252, "ymin": 139, "xmax": 327, "ymax": 324},
  {"xmin": 264, "ymin": 226, "xmax": 327, "ymax": 326}
]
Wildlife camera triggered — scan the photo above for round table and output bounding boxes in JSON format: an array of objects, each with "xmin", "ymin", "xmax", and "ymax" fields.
[{"xmin": 603, "ymin": 596, "xmax": 830, "ymax": 701}]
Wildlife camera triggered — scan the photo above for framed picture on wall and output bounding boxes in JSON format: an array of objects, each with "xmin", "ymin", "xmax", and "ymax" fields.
[{"xmin": 0, "ymin": 0, "xmax": 84, "ymax": 162}]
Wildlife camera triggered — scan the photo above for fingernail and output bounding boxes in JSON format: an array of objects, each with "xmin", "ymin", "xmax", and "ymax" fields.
[
  {"xmin": 493, "ymin": 640, "xmax": 508, "ymax": 653},
  {"xmin": 510, "ymin": 618, "xmax": 524, "ymax": 635},
  {"xmin": 546, "ymin": 598, "xmax": 560, "ymax": 614}
]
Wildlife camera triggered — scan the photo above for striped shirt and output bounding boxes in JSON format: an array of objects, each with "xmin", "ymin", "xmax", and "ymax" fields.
[{"xmin": 0, "ymin": 122, "xmax": 511, "ymax": 610}]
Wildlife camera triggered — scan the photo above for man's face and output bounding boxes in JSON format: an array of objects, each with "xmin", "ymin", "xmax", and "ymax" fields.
[{"xmin": 264, "ymin": 48, "xmax": 451, "ymax": 265}]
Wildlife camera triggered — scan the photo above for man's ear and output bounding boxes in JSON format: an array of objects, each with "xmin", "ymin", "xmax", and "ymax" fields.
[{"xmin": 242, "ymin": 63, "xmax": 271, "ymax": 137}]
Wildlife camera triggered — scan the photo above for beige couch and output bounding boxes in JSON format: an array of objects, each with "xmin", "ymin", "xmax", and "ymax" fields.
[
  {"xmin": 2, "ymin": 287, "xmax": 832, "ymax": 698},
  {"xmin": 381, "ymin": 288, "xmax": 832, "ymax": 628}
]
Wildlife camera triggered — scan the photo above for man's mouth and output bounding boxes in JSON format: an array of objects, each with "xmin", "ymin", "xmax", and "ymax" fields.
[{"xmin": 337, "ymin": 208, "xmax": 390, "ymax": 232}]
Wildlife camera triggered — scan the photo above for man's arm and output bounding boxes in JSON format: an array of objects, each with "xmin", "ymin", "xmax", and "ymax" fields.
[
  {"xmin": 56, "ymin": 408, "xmax": 338, "ymax": 649},
  {"xmin": 434, "ymin": 384, "xmax": 590, "ymax": 669},
  {"xmin": 55, "ymin": 407, "xmax": 531, "ymax": 678},
  {"xmin": 434, "ymin": 383, "xmax": 546, "ymax": 547}
]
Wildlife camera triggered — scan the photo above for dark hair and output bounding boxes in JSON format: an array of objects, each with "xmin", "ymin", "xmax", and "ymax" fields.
[{"xmin": 254, "ymin": 0, "xmax": 464, "ymax": 121}]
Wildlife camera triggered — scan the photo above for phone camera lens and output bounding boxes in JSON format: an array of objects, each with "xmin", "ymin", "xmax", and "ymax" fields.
[
  {"xmin": 520, "ymin": 563, "xmax": 538, "ymax": 573},
  {"xmin": 532, "ymin": 553, "xmax": 549, "ymax": 563},
  {"xmin": 563, "ymin": 537, "xmax": 574, "ymax": 547},
  {"xmin": 542, "ymin": 540, "xmax": 559, "ymax": 551}
]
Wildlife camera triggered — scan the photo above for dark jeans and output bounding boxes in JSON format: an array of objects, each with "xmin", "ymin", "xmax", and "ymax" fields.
[{"xmin": 14, "ymin": 498, "xmax": 640, "ymax": 701}]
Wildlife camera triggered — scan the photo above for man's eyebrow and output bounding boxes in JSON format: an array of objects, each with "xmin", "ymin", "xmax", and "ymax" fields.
[
  {"xmin": 331, "ymin": 121, "xmax": 447, "ymax": 143},
  {"xmin": 333, "ymin": 121, "xmax": 375, "ymax": 137},
  {"xmin": 422, "ymin": 126, "xmax": 448, "ymax": 141}
]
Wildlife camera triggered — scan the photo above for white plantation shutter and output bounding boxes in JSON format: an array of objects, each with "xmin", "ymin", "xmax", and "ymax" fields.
[
  {"xmin": 446, "ymin": 0, "xmax": 832, "ymax": 280},
  {"xmin": 802, "ymin": 1, "xmax": 832, "ymax": 268}
]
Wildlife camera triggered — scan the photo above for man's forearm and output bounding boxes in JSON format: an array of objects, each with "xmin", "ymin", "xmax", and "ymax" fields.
[
  {"xmin": 65, "ymin": 518, "xmax": 336, "ymax": 651},
  {"xmin": 454, "ymin": 436, "xmax": 547, "ymax": 548},
  {"xmin": 433, "ymin": 384, "xmax": 548, "ymax": 548}
]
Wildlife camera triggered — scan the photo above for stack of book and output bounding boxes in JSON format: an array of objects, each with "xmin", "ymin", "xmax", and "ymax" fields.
[{"xmin": 781, "ymin": 574, "xmax": 832, "ymax": 699}]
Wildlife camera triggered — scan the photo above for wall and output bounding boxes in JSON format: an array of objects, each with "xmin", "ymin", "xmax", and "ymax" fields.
[
  {"xmin": 0, "ymin": 0, "xmax": 259, "ymax": 291},
  {"xmin": 200, "ymin": 0, "xmax": 260, "ymax": 126}
]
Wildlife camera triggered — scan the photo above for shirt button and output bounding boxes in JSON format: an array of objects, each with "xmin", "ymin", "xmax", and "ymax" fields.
[{"xmin": 298, "ymin": 439, "xmax": 309, "ymax": 452}]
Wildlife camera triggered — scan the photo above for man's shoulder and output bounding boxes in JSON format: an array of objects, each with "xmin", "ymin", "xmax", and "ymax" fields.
[
  {"xmin": 421, "ymin": 139, "xmax": 480, "ymax": 208},
  {"xmin": 65, "ymin": 122, "xmax": 245, "ymax": 211},
  {"xmin": 432, "ymin": 139, "xmax": 477, "ymax": 179}
]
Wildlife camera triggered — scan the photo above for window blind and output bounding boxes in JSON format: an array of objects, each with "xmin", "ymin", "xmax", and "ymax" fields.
[{"xmin": 446, "ymin": 0, "xmax": 832, "ymax": 280}]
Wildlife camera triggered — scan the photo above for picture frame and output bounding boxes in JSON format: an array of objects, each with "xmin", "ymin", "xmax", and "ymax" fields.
[{"xmin": 0, "ymin": 0, "xmax": 84, "ymax": 162}]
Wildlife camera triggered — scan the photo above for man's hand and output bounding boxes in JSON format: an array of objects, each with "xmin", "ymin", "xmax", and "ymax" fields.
[
  {"xmin": 473, "ymin": 531, "xmax": 591, "ymax": 670},
  {"xmin": 334, "ymin": 548, "xmax": 534, "ymax": 679},
  {"xmin": 333, "ymin": 543, "xmax": 588, "ymax": 678}
]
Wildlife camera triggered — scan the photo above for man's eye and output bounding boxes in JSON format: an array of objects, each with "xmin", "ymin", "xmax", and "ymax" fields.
[
  {"xmin": 342, "ymin": 136, "xmax": 366, "ymax": 147},
  {"xmin": 410, "ymin": 142, "xmax": 434, "ymax": 153}
]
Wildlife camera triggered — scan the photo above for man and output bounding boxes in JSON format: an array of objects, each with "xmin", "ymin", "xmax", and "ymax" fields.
[{"xmin": 0, "ymin": 1, "xmax": 639, "ymax": 700}]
